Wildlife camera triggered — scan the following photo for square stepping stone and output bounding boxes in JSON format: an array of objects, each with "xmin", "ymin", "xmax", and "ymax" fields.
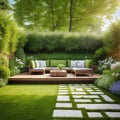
[
  {"xmin": 89, "ymin": 92, "xmax": 104, "ymax": 94},
  {"xmin": 75, "ymin": 88, "xmax": 84, "ymax": 91},
  {"xmin": 57, "ymin": 96, "xmax": 70, "ymax": 101},
  {"xmin": 94, "ymin": 99, "xmax": 102, "ymax": 102},
  {"xmin": 59, "ymin": 87, "xmax": 68, "ymax": 90},
  {"xmin": 59, "ymin": 90, "xmax": 68, "ymax": 92},
  {"xmin": 72, "ymin": 92, "xmax": 87, "ymax": 95},
  {"xmin": 77, "ymin": 104, "xmax": 120, "ymax": 110},
  {"xmin": 86, "ymin": 89, "xmax": 94, "ymax": 92},
  {"xmin": 73, "ymin": 95, "xmax": 99, "ymax": 99},
  {"xmin": 58, "ymin": 92, "xmax": 68, "ymax": 95},
  {"xmin": 101, "ymin": 95, "xmax": 114, "ymax": 102},
  {"xmin": 94, "ymin": 88, "xmax": 99, "ymax": 90},
  {"xmin": 74, "ymin": 99, "xmax": 92, "ymax": 102},
  {"xmin": 55, "ymin": 103, "xmax": 72, "ymax": 108},
  {"xmin": 88, "ymin": 112, "xmax": 103, "ymax": 118},
  {"xmin": 53, "ymin": 110, "xmax": 82, "ymax": 118},
  {"xmin": 105, "ymin": 112, "xmax": 120, "ymax": 118}
]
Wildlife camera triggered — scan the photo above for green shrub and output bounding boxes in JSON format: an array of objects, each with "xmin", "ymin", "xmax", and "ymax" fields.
[
  {"xmin": 93, "ymin": 47, "xmax": 106, "ymax": 64},
  {"xmin": 24, "ymin": 32, "xmax": 103, "ymax": 53},
  {"xmin": 16, "ymin": 46, "xmax": 26, "ymax": 63},
  {"xmin": 103, "ymin": 21, "xmax": 120, "ymax": 50},
  {"xmin": 9, "ymin": 57, "xmax": 24, "ymax": 76},
  {"xmin": 97, "ymin": 57, "xmax": 115, "ymax": 73},
  {"xmin": 94, "ymin": 74, "xmax": 117, "ymax": 90},
  {"xmin": 0, "ymin": 78, "xmax": 6, "ymax": 87},
  {"xmin": 0, "ymin": 54, "xmax": 9, "ymax": 67},
  {"xmin": 0, "ymin": 66, "xmax": 10, "ymax": 79},
  {"xmin": 95, "ymin": 65, "xmax": 120, "ymax": 90}
]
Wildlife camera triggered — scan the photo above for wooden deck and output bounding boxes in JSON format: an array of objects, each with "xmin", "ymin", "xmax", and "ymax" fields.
[{"xmin": 9, "ymin": 72, "xmax": 101, "ymax": 84}]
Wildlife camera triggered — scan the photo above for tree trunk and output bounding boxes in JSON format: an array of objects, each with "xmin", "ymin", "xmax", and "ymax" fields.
[
  {"xmin": 34, "ymin": 13, "xmax": 37, "ymax": 31},
  {"xmin": 69, "ymin": 0, "xmax": 73, "ymax": 32}
]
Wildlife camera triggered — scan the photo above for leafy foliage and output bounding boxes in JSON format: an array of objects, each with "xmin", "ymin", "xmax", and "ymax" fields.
[
  {"xmin": 97, "ymin": 57, "xmax": 115, "ymax": 73},
  {"xmin": 24, "ymin": 32, "xmax": 103, "ymax": 53},
  {"xmin": 95, "ymin": 62, "xmax": 120, "ymax": 90},
  {"xmin": 0, "ymin": 54, "xmax": 9, "ymax": 67},
  {"xmin": 103, "ymin": 21, "xmax": 120, "ymax": 51},
  {"xmin": 0, "ymin": 11, "xmax": 21, "ymax": 54},
  {"xmin": 9, "ymin": 57, "xmax": 24, "ymax": 76},
  {"xmin": 0, "ymin": 65, "xmax": 10, "ymax": 79},
  {"xmin": 13, "ymin": 0, "xmax": 120, "ymax": 32},
  {"xmin": 94, "ymin": 74, "xmax": 117, "ymax": 90},
  {"xmin": 93, "ymin": 47, "xmax": 107, "ymax": 64}
]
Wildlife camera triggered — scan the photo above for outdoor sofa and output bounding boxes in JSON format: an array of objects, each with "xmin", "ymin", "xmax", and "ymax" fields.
[{"xmin": 29, "ymin": 59, "xmax": 93, "ymax": 76}]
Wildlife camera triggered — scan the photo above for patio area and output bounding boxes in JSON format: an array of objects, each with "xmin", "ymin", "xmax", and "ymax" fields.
[{"xmin": 8, "ymin": 72, "xmax": 100, "ymax": 84}]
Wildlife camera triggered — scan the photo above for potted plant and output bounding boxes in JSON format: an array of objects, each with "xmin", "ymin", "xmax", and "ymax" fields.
[{"xmin": 57, "ymin": 64, "xmax": 65, "ymax": 71}]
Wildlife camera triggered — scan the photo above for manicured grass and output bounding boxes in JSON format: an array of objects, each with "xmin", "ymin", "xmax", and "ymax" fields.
[
  {"xmin": 27, "ymin": 53, "xmax": 93, "ymax": 60},
  {"xmin": 0, "ymin": 84, "xmax": 120, "ymax": 120},
  {"xmin": 0, "ymin": 84, "xmax": 58, "ymax": 120}
]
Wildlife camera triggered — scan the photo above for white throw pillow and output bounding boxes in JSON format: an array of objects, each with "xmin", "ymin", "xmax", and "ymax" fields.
[
  {"xmin": 40, "ymin": 61, "xmax": 46, "ymax": 67},
  {"xmin": 76, "ymin": 60, "xmax": 85, "ymax": 68},
  {"xmin": 35, "ymin": 60, "xmax": 41, "ymax": 68},
  {"xmin": 70, "ymin": 60, "xmax": 77, "ymax": 67}
]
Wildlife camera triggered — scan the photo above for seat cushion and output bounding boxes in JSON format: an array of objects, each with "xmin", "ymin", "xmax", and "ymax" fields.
[
  {"xmin": 30, "ymin": 60, "xmax": 36, "ymax": 69},
  {"xmin": 85, "ymin": 60, "xmax": 93, "ymax": 68},
  {"xmin": 72, "ymin": 68, "xmax": 92, "ymax": 70},
  {"xmin": 76, "ymin": 60, "xmax": 85, "ymax": 68}
]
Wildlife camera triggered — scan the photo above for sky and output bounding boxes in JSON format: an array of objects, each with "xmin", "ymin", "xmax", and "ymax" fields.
[
  {"xmin": 101, "ymin": 7, "xmax": 120, "ymax": 31},
  {"xmin": 9, "ymin": 0, "xmax": 120, "ymax": 31},
  {"xmin": 9, "ymin": 0, "xmax": 14, "ymax": 4}
]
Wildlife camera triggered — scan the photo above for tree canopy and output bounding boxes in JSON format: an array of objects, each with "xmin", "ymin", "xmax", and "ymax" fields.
[
  {"xmin": 0, "ymin": 0, "xmax": 21, "ymax": 55},
  {"xmin": 13, "ymin": 0, "xmax": 120, "ymax": 32}
]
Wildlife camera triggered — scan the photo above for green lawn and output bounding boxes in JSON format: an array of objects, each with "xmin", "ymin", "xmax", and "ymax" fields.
[
  {"xmin": 27, "ymin": 53, "xmax": 93, "ymax": 60},
  {"xmin": 0, "ymin": 84, "xmax": 58, "ymax": 120},
  {"xmin": 0, "ymin": 84, "xmax": 120, "ymax": 120}
]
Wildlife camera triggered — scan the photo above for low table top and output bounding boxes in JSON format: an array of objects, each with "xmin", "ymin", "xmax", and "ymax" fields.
[{"xmin": 50, "ymin": 70, "xmax": 67, "ymax": 73}]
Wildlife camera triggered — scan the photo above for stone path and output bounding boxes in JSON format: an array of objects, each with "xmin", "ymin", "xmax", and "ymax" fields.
[{"xmin": 52, "ymin": 84, "xmax": 120, "ymax": 119}]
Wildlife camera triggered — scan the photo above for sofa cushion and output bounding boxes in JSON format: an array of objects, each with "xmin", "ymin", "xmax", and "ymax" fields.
[
  {"xmin": 70, "ymin": 60, "xmax": 77, "ymax": 67},
  {"xmin": 40, "ymin": 61, "xmax": 46, "ymax": 67},
  {"xmin": 30, "ymin": 60, "xmax": 36, "ymax": 69},
  {"xmin": 50, "ymin": 60, "xmax": 67, "ymax": 67},
  {"xmin": 85, "ymin": 60, "xmax": 93, "ymax": 68},
  {"xmin": 35, "ymin": 60, "xmax": 46, "ymax": 68},
  {"xmin": 35, "ymin": 60, "xmax": 41, "ymax": 68},
  {"xmin": 76, "ymin": 60, "xmax": 85, "ymax": 68},
  {"xmin": 72, "ymin": 68, "xmax": 92, "ymax": 70}
]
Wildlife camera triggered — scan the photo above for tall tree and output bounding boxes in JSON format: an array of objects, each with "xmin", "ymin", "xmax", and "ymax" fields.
[
  {"xmin": 43, "ymin": 0, "xmax": 69, "ymax": 31},
  {"xmin": 13, "ymin": 0, "xmax": 120, "ymax": 32},
  {"xmin": 0, "ymin": 0, "xmax": 10, "ymax": 10}
]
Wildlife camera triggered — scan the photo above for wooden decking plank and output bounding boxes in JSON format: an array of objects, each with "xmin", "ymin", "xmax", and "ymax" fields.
[{"xmin": 8, "ymin": 73, "xmax": 100, "ymax": 84}]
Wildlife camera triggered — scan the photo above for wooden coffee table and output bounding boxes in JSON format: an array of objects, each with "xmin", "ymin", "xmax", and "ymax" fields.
[{"xmin": 50, "ymin": 70, "xmax": 67, "ymax": 77}]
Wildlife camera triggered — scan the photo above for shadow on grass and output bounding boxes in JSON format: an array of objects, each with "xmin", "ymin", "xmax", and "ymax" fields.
[{"xmin": 0, "ymin": 94, "xmax": 56, "ymax": 120}]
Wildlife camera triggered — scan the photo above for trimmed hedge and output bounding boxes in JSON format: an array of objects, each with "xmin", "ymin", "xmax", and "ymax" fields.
[
  {"xmin": 24, "ymin": 32, "xmax": 103, "ymax": 53},
  {"xmin": 26, "ymin": 53, "xmax": 93, "ymax": 61}
]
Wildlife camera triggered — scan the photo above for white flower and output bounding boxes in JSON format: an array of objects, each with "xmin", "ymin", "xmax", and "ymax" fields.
[
  {"xmin": 112, "ymin": 73, "xmax": 115, "ymax": 76},
  {"xmin": 111, "ymin": 62, "xmax": 120, "ymax": 69},
  {"xmin": 116, "ymin": 73, "xmax": 119, "ymax": 77}
]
